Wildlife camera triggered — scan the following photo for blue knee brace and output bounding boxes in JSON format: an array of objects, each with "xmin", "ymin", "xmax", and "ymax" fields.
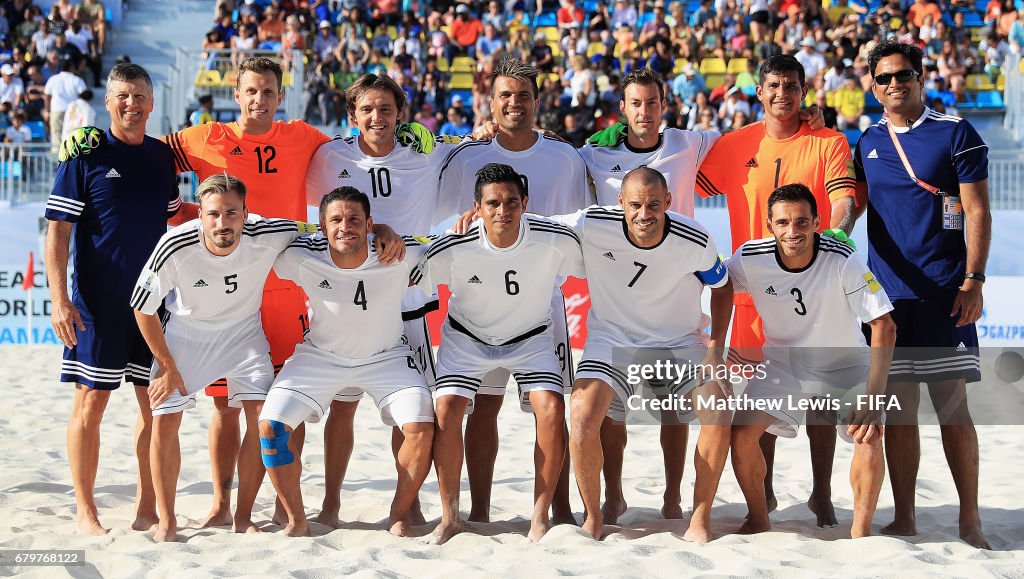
[{"xmin": 260, "ymin": 420, "xmax": 295, "ymax": 468}]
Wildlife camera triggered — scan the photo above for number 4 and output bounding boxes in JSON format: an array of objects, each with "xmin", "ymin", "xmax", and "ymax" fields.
[{"xmin": 354, "ymin": 280, "xmax": 367, "ymax": 310}]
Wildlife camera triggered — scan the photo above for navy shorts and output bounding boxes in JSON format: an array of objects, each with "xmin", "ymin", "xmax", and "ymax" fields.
[
  {"xmin": 869, "ymin": 291, "xmax": 981, "ymax": 384},
  {"xmin": 59, "ymin": 300, "xmax": 154, "ymax": 390}
]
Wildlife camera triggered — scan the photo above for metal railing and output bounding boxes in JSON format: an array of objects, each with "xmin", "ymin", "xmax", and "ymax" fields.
[
  {"xmin": 164, "ymin": 48, "xmax": 305, "ymax": 134},
  {"xmin": 0, "ymin": 143, "xmax": 58, "ymax": 205},
  {"xmin": 1003, "ymin": 54, "xmax": 1023, "ymax": 144}
]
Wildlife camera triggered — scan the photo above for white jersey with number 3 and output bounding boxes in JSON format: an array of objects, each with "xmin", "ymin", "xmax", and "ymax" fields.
[
  {"xmin": 131, "ymin": 216, "xmax": 307, "ymax": 327},
  {"xmin": 554, "ymin": 205, "xmax": 727, "ymax": 347},
  {"xmin": 415, "ymin": 214, "xmax": 585, "ymax": 345}
]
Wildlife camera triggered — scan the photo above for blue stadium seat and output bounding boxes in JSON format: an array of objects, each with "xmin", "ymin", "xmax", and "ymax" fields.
[
  {"xmin": 843, "ymin": 129, "xmax": 861, "ymax": 147},
  {"xmin": 864, "ymin": 90, "xmax": 883, "ymax": 112},
  {"xmin": 638, "ymin": 11, "xmax": 655, "ymax": 26},
  {"xmin": 0, "ymin": 161, "xmax": 21, "ymax": 179},
  {"xmin": 584, "ymin": 0, "xmax": 599, "ymax": 13},
  {"xmin": 26, "ymin": 121, "xmax": 46, "ymax": 141},
  {"xmin": 687, "ymin": 0, "xmax": 701, "ymax": 12},
  {"xmin": 975, "ymin": 90, "xmax": 1004, "ymax": 108},
  {"xmin": 449, "ymin": 89, "xmax": 473, "ymax": 108},
  {"xmin": 535, "ymin": 11, "xmax": 557, "ymax": 27},
  {"xmin": 961, "ymin": 10, "xmax": 984, "ymax": 27},
  {"xmin": 867, "ymin": 112, "xmax": 884, "ymax": 125}
]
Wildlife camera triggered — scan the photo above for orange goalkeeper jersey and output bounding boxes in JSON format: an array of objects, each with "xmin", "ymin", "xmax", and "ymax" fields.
[{"xmin": 695, "ymin": 121, "xmax": 856, "ymax": 253}]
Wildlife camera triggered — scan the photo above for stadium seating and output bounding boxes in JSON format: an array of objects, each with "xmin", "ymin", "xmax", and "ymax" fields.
[
  {"xmin": 967, "ymin": 73, "xmax": 995, "ymax": 91},
  {"xmin": 450, "ymin": 72, "xmax": 474, "ymax": 90},
  {"xmin": 26, "ymin": 121, "xmax": 46, "ymax": 141},
  {"xmin": 0, "ymin": 161, "xmax": 22, "ymax": 179},
  {"xmin": 726, "ymin": 58, "xmax": 749, "ymax": 75},
  {"xmin": 699, "ymin": 57, "xmax": 727, "ymax": 75},
  {"xmin": 975, "ymin": 90, "xmax": 1005, "ymax": 108},
  {"xmin": 194, "ymin": 70, "xmax": 222, "ymax": 87},
  {"xmin": 451, "ymin": 56, "xmax": 476, "ymax": 73}
]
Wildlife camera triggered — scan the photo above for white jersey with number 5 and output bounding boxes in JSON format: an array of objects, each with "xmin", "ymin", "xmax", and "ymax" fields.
[
  {"xmin": 414, "ymin": 214, "xmax": 585, "ymax": 345},
  {"xmin": 554, "ymin": 205, "xmax": 727, "ymax": 347},
  {"xmin": 131, "ymin": 216, "xmax": 308, "ymax": 327},
  {"xmin": 579, "ymin": 128, "xmax": 721, "ymax": 215}
]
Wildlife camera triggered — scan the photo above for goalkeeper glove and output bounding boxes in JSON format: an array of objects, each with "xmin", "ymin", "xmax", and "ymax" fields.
[
  {"xmin": 58, "ymin": 126, "xmax": 104, "ymax": 163},
  {"xmin": 822, "ymin": 228, "xmax": 856, "ymax": 250},
  {"xmin": 396, "ymin": 122, "xmax": 436, "ymax": 154},
  {"xmin": 586, "ymin": 122, "xmax": 627, "ymax": 147}
]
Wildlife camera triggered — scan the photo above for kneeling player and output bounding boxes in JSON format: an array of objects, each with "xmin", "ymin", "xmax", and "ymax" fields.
[
  {"xmin": 417, "ymin": 163, "xmax": 585, "ymax": 544},
  {"xmin": 727, "ymin": 184, "xmax": 896, "ymax": 538},
  {"xmin": 557, "ymin": 167, "xmax": 734, "ymax": 542},
  {"xmin": 131, "ymin": 175, "xmax": 311, "ymax": 542},
  {"xmin": 259, "ymin": 187, "xmax": 435, "ymax": 538}
]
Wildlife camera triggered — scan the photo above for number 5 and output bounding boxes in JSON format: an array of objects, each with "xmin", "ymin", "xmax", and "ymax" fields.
[{"xmin": 224, "ymin": 274, "xmax": 238, "ymax": 294}]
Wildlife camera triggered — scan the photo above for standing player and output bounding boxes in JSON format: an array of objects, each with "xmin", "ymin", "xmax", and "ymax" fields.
[
  {"xmin": 304, "ymin": 73, "xmax": 460, "ymax": 528},
  {"xmin": 260, "ymin": 187, "xmax": 435, "ymax": 538},
  {"xmin": 728, "ymin": 184, "xmax": 896, "ymax": 539},
  {"xmin": 560, "ymin": 167, "xmax": 734, "ymax": 543},
  {"xmin": 421, "ymin": 163, "xmax": 585, "ymax": 544},
  {"xmin": 437, "ymin": 56, "xmax": 591, "ymax": 526},
  {"xmin": 694, "ymin": 54, "xmax": 858, "ymax": 527},
  {"xmin": 130, "ymin": 175, "xmax": 311, "ymax": 542},
  {"xmin": 44, "ymin": 63, "xmax": 180, "ymax": 535},
  {"xmin": 854, "ymin": 41, "xmax": 991, "ymax": 549}
]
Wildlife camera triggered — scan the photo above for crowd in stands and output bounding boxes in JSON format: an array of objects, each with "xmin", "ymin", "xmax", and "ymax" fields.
[{"xmin": 0, "ymin": 0, "xmax": 107, "ymax": 145}]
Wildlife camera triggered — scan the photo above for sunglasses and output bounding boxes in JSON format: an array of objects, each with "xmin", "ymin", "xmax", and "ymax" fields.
[{"xmin": 873, "ymin": 69, "xmax": 918, "ymax": 85}]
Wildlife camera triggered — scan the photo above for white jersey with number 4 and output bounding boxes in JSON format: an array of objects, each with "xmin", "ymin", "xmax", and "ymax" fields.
[
  {"xmin": 727, "ymin": 234, "xmax": 894, "ymax": 368},
  {"xmin": 273, "ymin": 233, "xmax": 429, "ymax": 361},
  {"xmin": 554, "ymin": 205, "xmax": 727, "ymax": 347},
  {"xmin": 437, "ymin": 134, "xmax": 593, "ymax": 217},
  {"xmin": 578, "ymin": 128, "xmax": 721, "ymax": 216},
  {"xmin": 415, "ymin": 214, "xmax": 585, "ymax": 345},
  {"xmin": 131, "ymin": 216, "xmax": 308, "ymax": 327}
]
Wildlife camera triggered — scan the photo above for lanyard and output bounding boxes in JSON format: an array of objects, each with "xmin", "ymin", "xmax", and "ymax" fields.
[{"xmin": 885, "ymin": 117, "xmax": 944, "ymax": 196}]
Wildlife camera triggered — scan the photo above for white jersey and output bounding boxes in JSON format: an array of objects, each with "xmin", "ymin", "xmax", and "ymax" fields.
[
  {"xmin": 555, "ymin": 205, "xmax": 727, "ymax": 347},
  {"xmin": 273, "ymin": 233, "xmax": 429, "ymax": 360},
  {"xmin": 415, "ymin": 214, "xmax": 585, "ymax": 345},
  {"xmin": 131, "ymin": 216, "xmax": 306, "ymax": 328},
  {"xmin": 578, "ymin": 128, "xmax": 721, "ymax": 216},
  {"xmin": 437, "ymin": 134, "xmax": 593, "ymax": 217},
  {"xmin": 727, "ymin": 234, "xmax": 894, "ymax": 369},
  {"xmin": 306, "ymin": 136, "xmax": 460, "ymax": 315}
]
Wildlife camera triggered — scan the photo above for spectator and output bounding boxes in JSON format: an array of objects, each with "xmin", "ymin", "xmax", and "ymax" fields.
[
  {"xmin": 41, "ymin": 50, "xmax": 62, "ymax": 83},
  {"xmin": 22, "ymin": 65, "xmax": 47, "ymax": 121},
  {"xmin": 610, "ymin": 0, "xmax": 637, "ymax": 30},
  {"xmin": 588, "ymin": 2, "xmax": 611, "ymax": 41},
  {"xmin": 640, "ymin": 1, "xmax": 669, "ymax": 46},
  {"xmin": 729, "ymin": 108, "xmax": 749, "ymax": 130},
  {"xmin": 31, "ymin": 20, "xmax": 56, "ymax": 60},
  {"xmin": 997, "ymin": 0, "xmax": 1018, "ymax": 40},
  {"xmin": 54, "ymin": 32, "xmax": 85, "ymax": 72},
  {"xmin": 450, "ymin": 91, "xmax": 473, "ymax": 125},
  {"xmin": 280, "ymin": 15, "xmax": 308, "ymax": 64},
  {"xmin": 530, "ymin": 31, "xmax": 554, "ymax": 71},
  {"xmin": 823, "ymin": 58, "xmax": 851, "ymax": 92},
  {"xmin": 397, "ymin": 26, "xmax": 421, "ymax": 60},
  {"xmin": 774, "ymin": 5, "xmax": 805, "ymax": 53},
  {"xmin": 1010, "ymin": 17, "xmax": 1024, "ymax": 54},
  {"xmin": 936, "ymin": 39, "xmax": 966, "ymax": 99},
  {"xmin": 4, "ymin": 109, "xmax": 31, "ymax": 142},
  {"xmin": 47, "ymin": 6, "xmax": 67, "ymax": 36},
  {"xmin": 482, "ymin": 0, "xmax": 506, "ymax": 32},
  {"xmin": 0, "ymin": 63, "xmax": 24, "ymax": 108},
  {"xmin": 694, "ymin": 105, "xmax": 719, "ymax": 130},
  {"xmin": 447, "ymin": 4, "xmax": 483, "ymax": 62},
  {"xmin": 77, "ymin": 0, "xmax": 107, "ymax": 54},
  {"xmin": 795, "ymin": 37, "xmax": 827, "ymax": 79},
  {"xmin": 439, "ymin": 105, "xmax": 469, "ymax": 135},
  {"xmin": 718, "ymin": 85, "xmax": 751, "ymax": 129},
  {"xmin": 476, "ymin": 23, "xmax": 504, "ymax": 62},
  {"xmin": 833, "ymin": 74, "xmax": 870, "ymax": 131},
  {"xmin": 391, "ymin": 37, "xmax": 417, "ymax": 78},
  {"xmin": 66, "ymin": 20, "xmax": 102, "ymax": 87},
  {"xmin": 557, "ymin": 0, "xmax": 585, "ymax": 31},
  {"xmin": 43, "ymin": 55, "xmax": 85, "ymax": 150},
  {"xmin": 416, "ymin": 71, "xmax": 447, "ymax": 113},
  {"xmin": 258, "ymin": 5, "xmax": 286, "ymax": 49},
  {"xmin": 557, "ymin": 111, "xmax": 587, "ymax": 146},
  {"xmin": 561, "ymin": 22, "xmax": 588, "ymax": 57},
  {"xmin": 415, "ymin": 101, "xmax": 439, "ymax": 131},
  {"xmin": 231, "ymin": 24, "xmax": 258, "ymax": 69},
  {"xmin": 672, "ymin": 63, "xmax": 706, "ymax": 109},
  {"xmin": 568, "ymin": 53, "xmax": 596, "ymax": 109},
  {"xmin": 685, "ymin": 90, "xmax": 713, "ymax": 128},
  {"xmin": 62, "ymin": 88, "xmax": 96, "ymax": 140},
  {"xmin": 907, "ymin": 0, "xmax": 943, "ymax": 29},
  {"xmin": 427, "ymin": 22, "xmax": 450, "ymax": 62},
  {"xmin": 189, "ymin": 94, "xmax": 215, "ymax": 126},
  {"xmin": 814, "ymin": 87, "xmax": 839, "ymax": 129},
  {"xmin": 335, "ymin": 23, "xmax": 370, "ymax": 64},
  {"xmin": 56, "ymin": 0, "xmax": 77, "ymax": 22},
  {"xmin": 709, "ymin": 73, "xmax": 736, "ymax": 105}
]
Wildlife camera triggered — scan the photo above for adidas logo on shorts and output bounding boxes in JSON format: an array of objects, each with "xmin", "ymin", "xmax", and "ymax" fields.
[
  {"xmin": 745, "ymin": 158, "xmax": 758, "ymax": 168},
  {"xmin": 867, "ymin": 149, "xmax": 879, "ymax": 159},
  {"xmin": 956, "ymin": 341, "xmax": 967, "ymax": 351},
  {"xmin": 764, "ymin": 285, "xmax": 777, "ymax": 296},
  {"xmin": 468, "ymin": 275, "xmax": 482, "ymax": 284},
  {"xmin": 610, "ymin": 165, "xmax": 622, "ymax": 173},
  {"xmin": 230, "ymin": 146, "xmax": 243, "ymax": 156},
  {"xmin": 105, "ymin": 168, "xmax": 122, "ymax": 178},
  {"xmin": 603, "ymin": 251, "xmax": 616, "ymax": 260},
  {"xmin": 318, "ymin": 279, "xmax": 332, "ymax": 289},
  {"xmin": 193, "ymin": 279, "xmax": 208, "ymax": 287},
  {"xmin": 338, "ymin": 169, "xmax": 350, "ymax": 178}
]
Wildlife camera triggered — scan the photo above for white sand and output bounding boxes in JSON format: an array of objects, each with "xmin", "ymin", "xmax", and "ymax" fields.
[{"xmin": 1, "ymin": 345, "xmax": 1022, "ymax": 577}]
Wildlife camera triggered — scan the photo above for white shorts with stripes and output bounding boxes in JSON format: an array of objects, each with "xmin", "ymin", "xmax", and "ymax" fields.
[
  {"xmin": 264, "ymin": 341, "xmax": 433, "ymax": 429},
  {"xmin": 743, "ymin": 357, "xmax": 867, "ymax": 442},
  {"xmin": 151, "ymin": 315, "xmax": 273, "ymax": 415},
  {"xmin": 332, "ymin": 313, "xmax": 437, "ymax": 403},
  {"xmin": 575, "ymin": 333, "xmax": 705, "ymax": 423},
  {"xmin": 478, "ymin": 288, "xmax": 573, "ymax": 403},
  {"xmin": 434, "ymin": 321, "xmax": 564, "ymax": 411}
]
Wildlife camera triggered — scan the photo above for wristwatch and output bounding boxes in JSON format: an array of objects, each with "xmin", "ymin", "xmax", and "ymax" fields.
[{"xmin": 964, "ymin": 272, "xmax": 986, "ymax": 282}]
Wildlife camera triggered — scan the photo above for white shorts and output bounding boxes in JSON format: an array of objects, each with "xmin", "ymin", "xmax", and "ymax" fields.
[
  {"xmin": 575, "ymin": 333, "xmax": 705, "ymax": 423},
  {"xmin": 151, "ymin": 316, "xmax": 274, "ymax": 415},
  {"xmin": 478, "ymin": 288, "xmax": 573, "ymax": 400},
  {"xmin": 434, "ymin": 320, "xmax": 564, "ymax": 410},
  {"xmin": 262, "ymin": 341, "xmax": 434, "ymax": 429},
  {"xmin": 332, "ymin": 313, "xmax": 438, "ymax": 403},
  {"xmin": 742, "ymin": 357, "xmax": 868, "ymax": 442}
]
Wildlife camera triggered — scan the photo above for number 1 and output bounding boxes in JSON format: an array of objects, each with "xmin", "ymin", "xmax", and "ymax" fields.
[{"xmin": 773, "ymin": 157, "xmax": 782, "ymax": 188}]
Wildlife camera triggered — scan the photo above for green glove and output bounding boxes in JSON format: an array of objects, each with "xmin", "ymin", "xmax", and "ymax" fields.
[
  {"xmin": 822, "ymin": 228, "xmax": 856, "ymax": 250},
  {"xmin": 587, "ymin": 122, "xmax": 627, "ymax": 147},
  {"xmin": 396, "ymin": 122, "xmax": 436, "ymax": 154},
  {"xmin": 58, "ymin": 126, "xmax": 104, "ymax": 163}
]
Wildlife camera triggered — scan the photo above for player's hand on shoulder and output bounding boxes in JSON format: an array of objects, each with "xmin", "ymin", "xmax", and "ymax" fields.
[
  {"xmin": 800, "ymin": 106, "xmax": 826, "ymax": 131},
  {"xmin": 451, "ymin": 208, "xmax": 479, "ymax": 234},
  {"xmin": 586, "ymin": 121, "xmax": 626, "ymax": 148},
  {"xmin": 372, "ymin": 223, "xmax": 406, "ymax": 264},
  {"xmin": 470, "ymin": 120, "xmax": 499, "ymax": 141},
  {"xmin": 148, "ymin": 366, "xmax": 186, "ymax": 409},
  {"xmin": 396, "ymin": 122, "xmax": 437, "ymax": 154},
  {"xmin": 822, "ymin": 228, "xmax": 856, "ymax": 249},
  {"xmin": 50, "ymin": 299, "xmax": 85, "ymax": 348},
  {"xmin": 58, "ymin": 126, "xmax": 104, "ymax": 163}
]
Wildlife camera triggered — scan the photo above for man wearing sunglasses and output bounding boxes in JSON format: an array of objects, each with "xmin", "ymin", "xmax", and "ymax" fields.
[{"xmin": 853, "ymin": 40, "xmax": 991, "ymax": 550}]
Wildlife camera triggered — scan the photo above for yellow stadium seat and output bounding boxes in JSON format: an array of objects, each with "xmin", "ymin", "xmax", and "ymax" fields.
[
  {"xmin": 440, "ymin": 25, "xmax": 451, "ymax": 37},
  {"xmin": 704, "ymin": 74, "xmax": 726, "ymax": 89},
  {"xmin": 547, "ymin": 72, "xmax": 561, "ymax": 86},
  {"xmin": 451, "ymin": 56, "xmax": 476, "ymax": 72},
  {"xmin": 223, "ymin": 70, "xmax": 237, "ymax": 87},
  {"xmin": 673, "ymin": 59, "xmax": 690, "ymax": 74},
  {"xmin": 437, "ymin": 58, "xmax": 450, "ymax": 72},
  {"xmin": 996, "ymin": 75, "xmax": 1005, "ymax": 91},
  {"xmin": 587, "ymin": 43, "xmax": 606, "ymax": 58},
  {"xmin": 194, "ymin": 70, "xmax": 222, "ymax": 87},
  {"xmin": 966, "ymin": 73, "xmax": 994, "ymax": 91},
  {"xmin": 386, "ymin": 25, "xmax": 398, "ymax": 38},
  {"xmin": 281, "ymin": 71, "xmax": 294, "ymax": 88},
  {"xmin": 726, "ymin": 57, "xmax": 749, "ymax": 74},
  {"xmin": 450, "ymin": 72, "xmax": 474, "ymax": 89},
  {"xmin": 699, "ymin": 57, "xmax": 727, "ymax": 75},
  {"xmin": 539, "ymin": 26, "xmax": 560, "ymax": 43}
]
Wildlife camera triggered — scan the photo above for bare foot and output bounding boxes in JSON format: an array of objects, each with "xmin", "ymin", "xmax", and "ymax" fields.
[
  {"xmin": 601, "ymin": 497, "xmax": 627, "ymax": 525},
  {"xmin": 960, "ymin": 524, "xmax": 991, "ymax": 550},
  {"xmin": 76, "ymin": 513, "xmax": 109, "ymax": 536},
  {"xmin": 528, "ymin": 516, "xmax": 552, "ymax": 543},
  {"xmin": 581, "ymin": 516, "xmax": 602, "ymax": 540},
  {"xmin": 807, "ymin": 491, "xmax": 838, "ymax": 528},
  {"xmin": 389, "ymin": 518, "xmax": 414, "ymax": 537},
  {"xmin": 661, "ymin": 502, "xmax": 684, "ymax": 520},
  {"xmin": 200, "ymin": 507, "xmax": 232, "ymax": 528},
  {"xmin": 311, "ymin": 509, "xmax": 342, "ymax": 529},
  {"xmin": 682, "ymin": 524, "xmax": 713, "ymax": 543},
  {"xmin": 736, "ymin": 518, "xmax": 771, "ymax": 535},
  {"xmin": 880, "ymin": 518, "xmax": 917, "ymax": 537},
  {"xmin": 283, "ymin": 520, "xmax": 310, "ymax": 537},
  {"xmin": 130, "ymin": 514, "xmax": 159, "ymax": 532},
  {"xmin": 152, "ymin": 524, "xmax": 177, "ymax": 543},
  {"xmin": 551, "ymin": 504, "xmax": 579, "ymax": 527},
  {"xmin": 744, "ymin": 494, "xmax": 778, "ymax": 521},
  {"xmin": 429, "ymin": 520, "xmax": 462, "ymax": 545},
  {"xmin": 233, "ymin": 517, "xmax": 261, "ymax": 534}
]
